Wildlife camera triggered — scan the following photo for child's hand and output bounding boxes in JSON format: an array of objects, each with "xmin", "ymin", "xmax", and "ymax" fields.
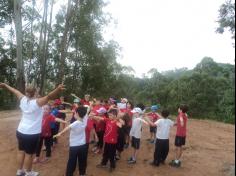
[{"xmin": 53, "ymin": 133, "xmax": 61, "ymax": 138}]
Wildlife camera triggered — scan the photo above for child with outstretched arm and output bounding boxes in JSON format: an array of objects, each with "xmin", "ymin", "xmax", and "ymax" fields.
[
  {"xmin": 53, "ymin": 106, "xmax": 88, "ymax": 176},
  {"xmin": 34, "ymin": 104, "xmax": 67, "ymax": 164},
  {"xmin": 90, "ymin": 108, "xmax": 124, "ymax": 172},
  {"xmin": 144, "ymin": 109, "xmax": 175, "ymax": 166},
  {"xmin": 128, "ymin": 107, "xmax": 149, "ymax": 164}
]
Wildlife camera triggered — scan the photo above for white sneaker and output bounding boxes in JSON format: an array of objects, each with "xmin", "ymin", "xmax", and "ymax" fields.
[
  {"xmin": 16, "ymin": 169, "xmax": 25, "ymax": 176},
  {"xmin": 25, "ymin": 171, "xmax": 39, "ymax": 176}
]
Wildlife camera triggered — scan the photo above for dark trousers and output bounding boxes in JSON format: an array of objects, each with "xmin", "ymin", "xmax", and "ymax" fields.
[
  {"xmin": 66, "ymin": 144, "xmax": 87, "ymax": 176},
  {"xmin": 153, "ymin": 138, "xmax": 169, "ymax": 165},
  {"xmin": 96, "ymin": 131, "xmax": 104, "ymax": 149},
  {"xmin": 101, "ymin": 143, "xmax": 116, "ymax": 168},
  {"xmin": 36, "ymin": 136, "xmax": 52, "ymax": 157},
  {"xmin": 53, "ymin": 122, "xmax": 60, "ymax": 143}
]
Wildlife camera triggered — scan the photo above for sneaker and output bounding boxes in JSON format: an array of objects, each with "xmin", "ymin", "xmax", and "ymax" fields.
[
  {"xmin": 16, "ymin": 169, "xmax": 25, "ymax": 176},
  {"xmin": 25, "ymin": 171, "xmax": 39, "ymax": 176},
  {"xmin": 128, "ymin": 159, "xmax": 136, "ymax": 164},
  {"xmin": 169, "ymin": 160, "xmax": 181, "ymax": 167},
  {"xmin": 115, "ymin": 155, "xmax": 120, "ymax": 161},
  {"xmin": 127, "ymin": 157, "xmax": 133, "ymax": 162},
  {"xmin": 149, "ymin": 161, "xmax": 159, "ymax": 167},
  {"xmin": 174, "ymin": 161, "xmax": 181, "ymax": 167}
]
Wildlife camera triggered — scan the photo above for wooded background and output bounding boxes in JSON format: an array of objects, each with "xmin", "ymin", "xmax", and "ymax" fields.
[{"xmin": 0, "ymin": 0, "xmax": 235, "ymax": 123}]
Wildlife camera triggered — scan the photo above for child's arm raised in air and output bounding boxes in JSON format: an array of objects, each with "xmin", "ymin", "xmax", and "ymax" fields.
[
  {"xmin": 71, "ymin": 93, "xmax": 80, "ymax": 100},
  {"xmin": 0, "ymin": 83, "xmax": 24, "ymax": 100},
  {"xmin": 53, "ymin": 125, "xmax": 70, "ymax": 138}
]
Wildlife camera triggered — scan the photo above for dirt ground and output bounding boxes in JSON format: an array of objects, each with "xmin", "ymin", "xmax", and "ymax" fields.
[{"xmin": 0, "ymin": 110, "xmax": 234, "ymax": 176}]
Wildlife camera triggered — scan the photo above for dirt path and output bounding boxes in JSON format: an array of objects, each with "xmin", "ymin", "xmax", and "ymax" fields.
[{"xmin": 0, "ymin": 110, "xmax": 234, "ymax": 176}]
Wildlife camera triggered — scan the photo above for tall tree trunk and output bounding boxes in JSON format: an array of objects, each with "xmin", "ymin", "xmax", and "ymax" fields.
[
  {"xmin": 13, "ymin": 0, "xmax": 25, "ymax": 92},
  {"xmin": 39, "ymin": 0, "xmax": 50, "ymax": 95},
  {"xmin": 58, "ymin": 0, "xmax": 79, "ymax": 83},
  {"xmin": 27, "ymin": 0, "xmax": 36, "ymax": 84}
]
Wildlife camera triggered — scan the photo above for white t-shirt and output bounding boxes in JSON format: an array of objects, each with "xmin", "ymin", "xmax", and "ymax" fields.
[
  {"xmin": 69, "ymin": 116, "xmax": 87, "ymax": 147},
  {"xmin": 129, "ymin": 117, "xmax": 144, "ymax": 139},
  {"xmin": 17, "ymin": 96, "xmax": 43, "ymax": 135},
  {"xmin": 155, "ymin": 118, "xmax": 174, "ymax": 139}
]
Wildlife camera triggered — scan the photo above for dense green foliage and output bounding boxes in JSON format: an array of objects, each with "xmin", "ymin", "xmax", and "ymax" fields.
[{"xmin": 0, "ymin": 1, "xmax": 235, "ymax": 124}]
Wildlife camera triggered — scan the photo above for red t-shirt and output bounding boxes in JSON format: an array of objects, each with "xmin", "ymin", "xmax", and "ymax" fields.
[
  {"xmin": 95, "ymin": 115, "xmax": 106, "ymax": 132},
  {"xmin": 85, "ymin": 118, "xmax": 94, "ymax": 143},
  {"xmin": 81, "ymin": 99, "xmax": 90, "ymax": 106},
  {"xmin": 42, "ymin": 114, "xmax": 56, "ymax": 137},
  {"xmin": 92, "ymin": 105, "xmax": 102, "ymax": 113},
  {"xmin": 103, "ymin": 118, "xmax": 118, "ymax": 144},
  {"xmin": 176, "ymin": 112, "xmax": 188, "ymax": 137},
  {"xmin": 148, "ymin": 112, "xmax": 160, "ymax": 122}
]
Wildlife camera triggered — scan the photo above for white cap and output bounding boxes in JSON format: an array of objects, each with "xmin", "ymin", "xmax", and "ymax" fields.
[
  {"xmin": 131, "ymin": 107, "xmax": 143, "ymax": 114},
  {"xmin": 96, "ymin": 107, "xmax": 107, "ymax": 114}
]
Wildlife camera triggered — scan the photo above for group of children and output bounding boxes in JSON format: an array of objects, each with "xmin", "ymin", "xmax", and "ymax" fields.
[{"xmin": 34, "ymin": 94, "xmax": 189, "ymax": 176}]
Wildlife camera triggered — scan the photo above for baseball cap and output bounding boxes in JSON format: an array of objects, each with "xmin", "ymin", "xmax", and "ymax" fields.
[
  {"xmin": 131, "ymin": 107, "xmax": 143, "ymax": 114},
  {"xmin": 96, "ymin": 107, "xmax": 107, "ymax": 114},
  {"xmin": 109, "ymin": 97, "xmax": 116, "ymax": 103},
  {"xmin": 121, "ymin": 98, "xmax": 128, "ymax": 103},
  {"xmin": 151, "ymin": 105, "xmax": 158, "ymax": 111},
  {"xmin": 73, "ymin": 98, "xmax": 80, "ymax": 103}
]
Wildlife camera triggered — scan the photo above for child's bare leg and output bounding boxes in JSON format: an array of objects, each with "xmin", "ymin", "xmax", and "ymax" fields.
[
  {"xmin": 25, "ymin": 154, "xmax": 34, "ymax": 172},
  {"xmin": 17, "ymin": 150, "xmax": 25, "ymax": 170},
  {"xmin": 133, "ymin": 149, "xmax": 138, "ymax": 160},
  {"xmin": 176, "ymin": 146, "xmax": 182, "ymax": 160}
]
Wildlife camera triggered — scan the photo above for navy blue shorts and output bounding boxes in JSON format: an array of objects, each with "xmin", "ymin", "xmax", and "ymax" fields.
[
  {"xmin": 131, "ymin": 136, "xmax": 140, "ymax": 150},
  {"xmin": 16, "ymin": 131, "xmax": 40, "ymax": 154},
  {"xmin": 175, "ymin": 136, "xmax": 186, "ymax": 147}
]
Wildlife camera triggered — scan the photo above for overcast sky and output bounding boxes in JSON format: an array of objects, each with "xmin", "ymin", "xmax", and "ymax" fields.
[{"xmin": 103, "ymin": 0, "xmax": 235, "ymax": 77}]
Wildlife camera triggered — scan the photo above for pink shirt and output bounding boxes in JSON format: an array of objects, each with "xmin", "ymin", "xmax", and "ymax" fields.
[{"xmin": 176, "ymin": 112, "xmax": 187, "ymax": 137}]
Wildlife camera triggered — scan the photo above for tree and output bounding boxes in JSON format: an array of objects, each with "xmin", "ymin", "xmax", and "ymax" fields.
[
  {"xmin": 13, "ymin": 0, "xmax": 25, "ymax": 92},
  {"xmin": 216, "ymin": 0, "xmax": 235, "ymax": 46}
]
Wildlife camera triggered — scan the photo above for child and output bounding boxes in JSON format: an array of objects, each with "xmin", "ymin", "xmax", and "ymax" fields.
[
  {"xmin": 124, "ymin": 101, "xmax": 134, "ymax": 148},
  {"xmin": 54, "ymin": 106, "xmax": 88, "ymax": 176},
  {"xmin": 93, "ymin": 107, "xmax": 107, "ymax": 154},
  {"xmin": 33, "ymin": 104, "xmax": 67, "ymax": 163},
  {"xmin": 144, "ymin": 109, "xmax": 174, "ymax": 166},
  {"xmin": 116, "ymin": 112, "xmax": 130, "ymax": 160},
  {"xmin": 169, "ymin": 104, "xmax": 189, "ymax": 168},
  {"xmin": 92, "ymin": 108, "xmax": 124, "ymax": 172},
  {"xmin": 128, "ymin": 107, "xmax": 149, "ymax": 164},
  {"xmin": 147, "ymin": 105, "xmax": 161, "ymax": 144}
]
